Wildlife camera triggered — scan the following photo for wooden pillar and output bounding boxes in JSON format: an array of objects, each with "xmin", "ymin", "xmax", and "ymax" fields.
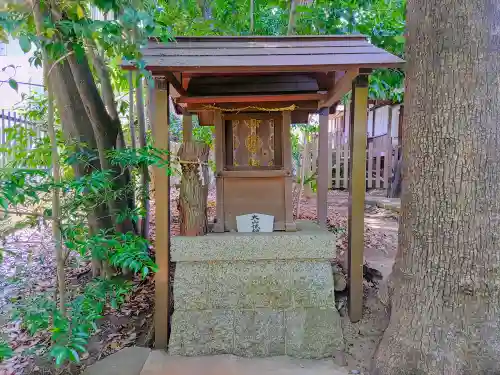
[
  {"xmin": 348, "ymin": 75, "xmax": 369, "ymax": 323},
  {"xmin": 214, "ymin": 110, "xmax": 225, "ymax": 232},
  {"xmin": 283, "ymin": 110, "xmax": 296, "ymax": 231},
  {"xmin": 152, "ymin": 79, "xmax": 171, "ymax": 348},
  {"xmin": 317, "ymin": 107, "xmax": 329, "ymax": 228},
  {"xmin": 183, "ymin": 114, "xmax": 193, "ymax": 142}
]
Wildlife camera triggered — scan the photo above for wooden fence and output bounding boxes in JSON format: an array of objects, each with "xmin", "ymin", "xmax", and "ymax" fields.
[
  {"xmin": 0, "ymin": 110, "xmax": 44, "ymax": 168},
  {"xmin": 302, "ymin": 131, "xmax": 401, "ymax": 192}
]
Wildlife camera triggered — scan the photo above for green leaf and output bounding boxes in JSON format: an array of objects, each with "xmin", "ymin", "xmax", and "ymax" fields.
[
  {"xmin": 76, "ymin": 5, "xmax": 85, "ymax": 19},
  {"xmin": 54, "ymin": 347, "xmax": 68, "ymax": 367},
  {"xmin": 69, "ymin": 348, "xmax": 80, "ymax": 363},
  {"xmin": 8, "ymin": 78, "xmax": 18, "ymax": 92},
  {"xmin": 71, "ymin": 343, "xmax": 87, "ymax": 353},
  {"xmin": 19, "ymin": 35, "xmax": 31, "ymax": 53},
  {"xmin": 0, "ymin": 341, "xmax": 13, "ymax": 361},
  {"xmin": 393, "ymin": 35, "xmax": 405, "ymax": 44}
]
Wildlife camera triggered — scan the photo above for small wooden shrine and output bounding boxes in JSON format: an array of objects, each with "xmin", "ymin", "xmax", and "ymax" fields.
[{"xmin": 123, "ymin": 35, "xmax": 403, "ymax": 351}]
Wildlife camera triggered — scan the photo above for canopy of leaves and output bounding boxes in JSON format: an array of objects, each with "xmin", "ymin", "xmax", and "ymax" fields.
[{"xmin": 155, "ymin": 0, "xmax": 406, "ymax": 101}]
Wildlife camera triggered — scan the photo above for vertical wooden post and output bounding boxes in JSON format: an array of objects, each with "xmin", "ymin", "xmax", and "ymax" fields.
[
  {"xmin": 327, "ymin": 119, "xmax": 333, "ymax": 189},
  {"xmin": 344, "ymin": 100, "xmax": 351, "ymax": 140},
  {"xmin": 371, "ymin": 107, "xmax": 376, "ymax": 138},
  {"xmin": 348, "ymin": 75, "xmax": 369, "ymax": 323},
  {"xmin": 183, "ymin": 114, "xmax": 193, "ymax": 142},
  {"xmin": 342, "ymin": 142, "xmax": 349, "ymax": 189},
  {"xmin": 385, "ymin": 106, "xmax": 393, "ymax": 193},
  {"xmin": 152, "ymin": 79, "xmax": 171, "ymax": 348},
  {"xmin": 335, "ymin": 132, "xmax": 341, "ymax": 189},
  {"xmin": 283, "ymin": 110, "xmax": 296, "ymax": 231},
  {"xmin": 303, "ymin": 135, "xmax": 313, "ymax": 198},
  {"xmin": 367, "ymin": 142, "xmax": 373, "ymax": 189},
  {"xmin": 214, "ymin": 110, "xmax": 225, "ymax": 232},
  {"xmin": 317, "ymin": 107, "xmax": 329, "ymax": 228}
]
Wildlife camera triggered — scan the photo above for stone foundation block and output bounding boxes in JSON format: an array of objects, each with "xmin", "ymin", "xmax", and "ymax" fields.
[
  {"xmin": 169, "ymin": 221, "xmax": 343, "ymax": 359},
  {"xmin": 285, "ymin": 307, "xmax": 343, "ymax": 359}
]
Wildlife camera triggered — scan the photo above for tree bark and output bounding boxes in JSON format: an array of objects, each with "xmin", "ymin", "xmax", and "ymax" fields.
[
  {"xmin": 128, "ymin": 72, "xmax": 137, "ymax": 149},
  {"xmin": 389, "ymin": 155, "xmax": 402, "ymax": 198},
  {"xmin": 32, "ymin": 0, "xmax": 66, "ymax": 315},
  {"xmin": 38, "ymin": 1, "xmax": 134, "ymax": 275},
  {"xmin": 136, "ymin": 75, "xmax": 150, "ymax": 239},
  {"xmin": 66, "ymin": 51, "xmax": 134, "ymax": 234},
  {"xmin": 178, "ymin": 141, "xmax": 209, "ymax": 236},
  {"xmin": 372, "ymin": 1, "xmax": 500, "ymax": 374}
]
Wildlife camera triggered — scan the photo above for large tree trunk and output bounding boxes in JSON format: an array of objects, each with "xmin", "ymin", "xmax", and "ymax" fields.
[
  {"xmin": 66, "ymin": 51, "xmax": 135, "ymax": 234},
  {"xmin": 37, "ymin": 2, "xmax": 135, "ymax": 276},
  {"xmin": 178, "ymin": 141, "xmax": 209, "ymax": 236},
  {"xmin": 372, "ymin": 1, "xmax": 500, "ymax": 374}
]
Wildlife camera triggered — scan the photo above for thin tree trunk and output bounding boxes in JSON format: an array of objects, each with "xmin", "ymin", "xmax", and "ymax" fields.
[
  {"xmin": 372, "ymin": 1, "xmax": 500, "ymax": 374},
  {"xmin": 197, "ymin": 0, "xmax": 212, "ymax": 20},
  {"xmin": 128, "ymin": 72, "xmax": 136, "ymax": 149},
  {"xmin": 250, "ymin": 0, "xmax": 254, "ymax": 34},
  {"xmin": 135, "ymin": 75, "xmax": 150, "ymax": 239},
  {"xmin": 32, "ymin": 0, "xmax": 65, "ymax": 315},
  {"xmin": 35, "ymin": 2, "xmax": 119, "ymax": 277},
  {"xmin": 287, "ymin": 0, "xmax": 298, "ymax": 35}
]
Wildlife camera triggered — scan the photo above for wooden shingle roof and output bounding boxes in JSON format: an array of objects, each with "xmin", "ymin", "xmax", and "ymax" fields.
[{"xmin": 131, "ymin": 35, "xmax": 404, "ymax": 73}]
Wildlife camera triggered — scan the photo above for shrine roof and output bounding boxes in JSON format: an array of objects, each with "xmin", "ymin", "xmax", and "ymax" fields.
[{"xmin": 123, "ymin": 35, "xmax": 404, "ymax": 73}]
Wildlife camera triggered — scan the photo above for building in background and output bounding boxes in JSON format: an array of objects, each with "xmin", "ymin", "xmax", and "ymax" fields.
[{"xmin": 0, "ymin": 36, "xmax": 44, "ymax": 110}]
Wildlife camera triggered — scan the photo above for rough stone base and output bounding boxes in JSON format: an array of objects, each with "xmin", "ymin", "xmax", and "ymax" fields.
[
  {"xmin": 169, "ymin": 307, "xmax": 342, "ymax": 358},
  {"xmin": 169, "ymin": 221, "xmax": 343, "ymax": 358}
]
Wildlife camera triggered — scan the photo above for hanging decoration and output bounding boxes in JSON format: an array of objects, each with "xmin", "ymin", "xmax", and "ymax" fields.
[{"xmin": 202, "ymin": 104, "xmax": 298, "ymax": 112}]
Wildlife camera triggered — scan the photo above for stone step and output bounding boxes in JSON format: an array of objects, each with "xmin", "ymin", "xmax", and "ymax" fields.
[
  {"xmin": 82, "ymin": 347, "xmax": 151, "ymax": 375},
  {"xmin": 140, "ymin": 351, "xmax": 350, "ymax": 375}
]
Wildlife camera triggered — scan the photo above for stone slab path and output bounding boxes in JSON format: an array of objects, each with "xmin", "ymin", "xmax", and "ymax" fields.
[
  {"xmin": 83, "ymin": 347, "xmax": 350, "ymax": 375},
  {"xmin": 82, "ymin": 347, "xmax": 151, "ymax": 375}
]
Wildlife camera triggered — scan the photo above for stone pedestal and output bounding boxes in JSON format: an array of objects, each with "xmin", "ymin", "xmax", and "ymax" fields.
[{"xmin": 169, "ymin": 221, "xmax": 343, "ymax": 358}]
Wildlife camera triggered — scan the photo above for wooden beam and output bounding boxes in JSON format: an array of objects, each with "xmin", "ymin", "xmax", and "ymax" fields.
[
  {"xmin": 165, "ymin": 71, "xmax": 187, "ymax": 96},
  {"xmin": 317, "ymin": 107, "xmax": 330, "ymax": 229},
  {"xmin": 319, "ymin": 69, "xmax": 359, "ymax": 108},
  {"xmin": 181, "ymin": 74, "xmax": 191, "ymax": 91},
  {"xmin": 348, "ymin": 75, "xmax": 369, "ymax": 323},
  {"xmin": 152, "ymin": 79, "xmax": 171, "ymax": 348},
  {"xmin": 177, "ymin": 93, "xmax": 323, "ymax": 104},
  {"xmin": 214, "ymin": 110, "xmax": 225, "ymax": 232},
  {"xmin": 131, "ymin": 61, "xmax": 404, "ymax": 74}
]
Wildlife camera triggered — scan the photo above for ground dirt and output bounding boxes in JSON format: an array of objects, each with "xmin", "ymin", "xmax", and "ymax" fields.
[
  {"xmin": 296, "ymin": 189, "xmax": 398, "ymax": 373},
  {"xmin": 0, "ymin": 187, "xmax": 398, "ymax": 375}
]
